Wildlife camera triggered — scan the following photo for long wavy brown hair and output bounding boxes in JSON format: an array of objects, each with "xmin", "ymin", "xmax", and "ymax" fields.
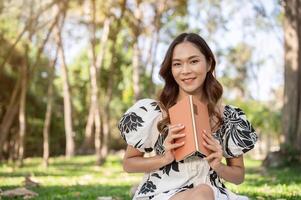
[{"xmin": 157, "ymin": 33, "xmax": 223, "ymax": 134}]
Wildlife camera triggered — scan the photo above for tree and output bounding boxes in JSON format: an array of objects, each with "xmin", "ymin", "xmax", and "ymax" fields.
[
  {"xmin": 281, "ymin": 0, "xmax": 301, "ymax": 160},
  {"xmin": 55, "ymin": 1, "xmax": 75, "ymax": 158},
  {"xmin": 264, "ymin": 0, "xmax": 301, "ymax": 167},
  {"xmin": 42, "ymin": 51, "xmax": 58, "ymax": 167},
  {"xmin": 80, "ymin": 0, "xmax": 112, "ymax": 155}
]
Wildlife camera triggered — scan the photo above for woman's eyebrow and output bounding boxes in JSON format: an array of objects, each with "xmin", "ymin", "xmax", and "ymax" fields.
[{"xmin": 172, "ymin": 55, "xmax": 201, "ymax": 62}]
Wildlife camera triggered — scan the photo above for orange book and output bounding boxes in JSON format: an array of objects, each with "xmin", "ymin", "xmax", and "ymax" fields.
[{"xmin": 168, "ymin": 95, "xmax": 211, "ymax": 161}]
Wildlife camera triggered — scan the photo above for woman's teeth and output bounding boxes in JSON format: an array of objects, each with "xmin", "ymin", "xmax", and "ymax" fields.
[{"xmin": 183, "ymin": 78, "xmax": 195, "ymax": 83}]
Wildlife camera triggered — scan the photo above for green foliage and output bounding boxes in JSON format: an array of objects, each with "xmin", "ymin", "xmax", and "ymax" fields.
[{"xmin": 278, "ymin": 143, "xmax": 301, "ymax": 166}]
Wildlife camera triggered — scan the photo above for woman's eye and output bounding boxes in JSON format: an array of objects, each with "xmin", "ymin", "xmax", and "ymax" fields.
[
  {"xmin": 191, "ymin": 60, "xmax": 199, "ymax": 64},
  {"xmin": 172, "ymin": 63, "xmax": 181, "ymax": 67}
]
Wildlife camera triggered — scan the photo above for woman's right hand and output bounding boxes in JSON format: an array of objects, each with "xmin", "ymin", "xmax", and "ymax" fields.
[{"xmin": 162, "ymin": 124, "xmax": 186, "ymax": 165}]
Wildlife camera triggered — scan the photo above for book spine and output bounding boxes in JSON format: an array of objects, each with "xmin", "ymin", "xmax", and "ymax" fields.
[{"xmin": 189, "ymin": 96, "xmax": 199, "ymax": 151}]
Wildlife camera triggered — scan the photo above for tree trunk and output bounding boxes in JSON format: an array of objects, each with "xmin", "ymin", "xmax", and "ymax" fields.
[
  {"xmin": 81, "ymin": 2, "xmax": 111, "ymax": 155},
  {"xmin": 148, "ymin": 31, "xmax": 159, "ymax": 96},
  {"xmin": 282, "ymin": 0, "xmax": 301, "ymax": 155},
  {"xmin": 8, "ymin": 130, "xmax": 19, "ymax": 162},
  {"xmin": 59, "ymin": 42, "xmax": 75, "ymax": 158},
  {"xmin": 132, "ymin": 0, "xmax": 143, "ymax": 101},
  {"xmin": 99, "ymin": 106, "xmax": 109, "ymax": 163},
  {"xmin": 132, "ymin": 39, "xmax": 140, "ymax": 101},
  {"xmin": 147, "ymin": 0, "xmax": 165, "ymax": 96},
  {"xmin": 0, "ymin": 79, "xmax": 20, "ymax": 160},
  {"xmin": 81, "ymin": 103, "xmax": 95, "ymax": 154},
  {"xmin": 42, "ymin": 54, "xmax": 57, "ymax": 167},
  {"xmin": 56, "ymin": 2, "xmax": 75, "ymax": 158},
  {"xmin": 96, "ymin": 17, "xmax": 111, "ymax": 71},
  {"xmin": 88, "ymin": 0, "xmax": 102, "ymax": 164},
  {"xmin": 17, "ymin": 62, "xmax": 27, "ymax": 166},
  {"xmin": 263, "ymin": 0, "xmax": 301, "ymax": 167},
  {"xmin": 98, "ymin": 0, "xmax": 127, "ymax": 164}
]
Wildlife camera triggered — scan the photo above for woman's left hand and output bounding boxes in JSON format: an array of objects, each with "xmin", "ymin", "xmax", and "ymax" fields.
[{"xmin": 202, "ymin": 130, "xmax": 223, "ymax": 171}]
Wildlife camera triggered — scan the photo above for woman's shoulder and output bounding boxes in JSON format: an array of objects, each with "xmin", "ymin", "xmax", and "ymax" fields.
[
  {"xmin": 132, "ymin": 98, "xmax": 160, "ymax": 106},
  {"xmin": 128, "ymin": 98, "xmax": 162, "ymax": 113},
  {"xmin": 222, "ymin": 104, "xmax": 248, "ymax": 119},
  {"xmin": 118, "ymin": 98, "xmax": 162, "ymax": 153}
]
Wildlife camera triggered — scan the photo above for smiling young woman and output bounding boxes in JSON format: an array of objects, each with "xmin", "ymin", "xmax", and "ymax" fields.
[{"xmin": 118, "ymin": 33, "xmax": 258, "ymax": 200}]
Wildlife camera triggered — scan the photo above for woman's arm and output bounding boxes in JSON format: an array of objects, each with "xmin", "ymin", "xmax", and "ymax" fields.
[
  {"xmin": 123, "ymin": 124, "xmax": 186, "ymax": 173},
  {"xmin": 214, "ymin": 156, "xmax": 245, "ymax": 185},
  {"xmin": 202, "ymin": 130, "xmax": 245, "ymax": 185},
  {"xmin": 123, "ymin": 145, "xmax": 168, "ymax": 173}
]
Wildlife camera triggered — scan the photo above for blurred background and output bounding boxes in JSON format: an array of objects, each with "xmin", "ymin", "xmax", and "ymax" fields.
[{"xmin": 0, "ymin": 0, "xmax": 300, "ymax": 199}]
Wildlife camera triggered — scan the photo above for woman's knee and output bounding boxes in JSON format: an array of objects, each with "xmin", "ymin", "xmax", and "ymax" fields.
[{"xmin": 193, "ymin": 184, "xmax": 214, "ymax": 200}]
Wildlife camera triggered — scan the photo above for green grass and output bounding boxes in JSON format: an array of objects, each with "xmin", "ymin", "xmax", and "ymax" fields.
[{"xmin": 0, "ymin": 155, "xmax": 300, "ymax": 199}]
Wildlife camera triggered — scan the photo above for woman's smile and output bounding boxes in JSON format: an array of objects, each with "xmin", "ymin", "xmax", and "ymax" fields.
[{"xmin": 182, "ymin": 77, "xmax": 196, "ymax": 84}]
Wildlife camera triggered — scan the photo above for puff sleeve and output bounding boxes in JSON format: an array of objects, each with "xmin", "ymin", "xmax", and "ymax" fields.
[
  {"xmin": 118, "ymin": 98, "xmax": 162, "ymax": 153},
  {"xmin": 218, "ymin": 105, "xmax": 258, "ymax": 158}
]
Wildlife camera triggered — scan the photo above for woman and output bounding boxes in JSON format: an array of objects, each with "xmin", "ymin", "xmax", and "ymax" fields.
[{"xmin": 118, "ymin": 33, "xmax": 257, "ymax": 200}]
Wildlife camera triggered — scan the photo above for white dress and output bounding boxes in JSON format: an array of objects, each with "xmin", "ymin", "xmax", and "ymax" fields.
[{"xmin": 118, "ymin": 99, "xmax": 258, "ymax": 200}]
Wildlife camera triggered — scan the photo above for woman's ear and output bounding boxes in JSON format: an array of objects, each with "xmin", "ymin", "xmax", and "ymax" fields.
[
  {"xmin": 206, "ymin": 58, "xmax": 211, "ymax": 72},
  {"xmin": 207, "ymin": 66, "xmax": 211, "ymax": 73},
  {"xmin": 207, "ymin": 63, "xmax": 212, "ymax": 72}
]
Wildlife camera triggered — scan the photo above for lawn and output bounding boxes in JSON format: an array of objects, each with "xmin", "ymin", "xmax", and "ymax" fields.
[{"xmin": 0, "ymin": 154, "xmax": 300, "ymax": 200}]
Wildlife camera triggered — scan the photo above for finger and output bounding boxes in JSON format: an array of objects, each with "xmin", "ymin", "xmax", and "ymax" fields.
[
  {"xmin": 202, "ymin": 132, "xmax": 216, "ymax": 146},
  {"xmin": 167, "ymin": 124, "xmax": 176, "ymax": 131},
  {"xmin": 203, "ymin": 130, "xmax": 220, "ymax": 145},
  {"xmin": 168, "ymin": 125, "xmax": 185, "ymax": 136},
  {"xmin": 202, "ymin": 130, "xmax": 219, "ymax": 146},
  {"xmin": 206, "ymin": 152, "xmax": 221, "ymax": 161},
  {"xmin": 170, "ymin": 141, "xmax": 185, "ymax": 149},
  {"xmin": 203, "ymin": 141, "xmax": 220, "ymax": 152},
  {"xmin": 171, "ymin": 133, "xmax": 185, "ymax": 139},
  {"xmin": 168, "ymin": 124, "xmax": 184, "ymax": 134},
  {"xmin": 170, "ymin": 124, "xmax": 184, "ymax": 130},
  {"xmin": 166, "ymin": 126, "xmax": 185, "ymax": 142},
  {"xmin": 202, "ymin": 129, "xmax": 214, "ymax": 140},
  {"xmin": 168, "ymin": 123, "xmax": 183, "ymax": 130}
]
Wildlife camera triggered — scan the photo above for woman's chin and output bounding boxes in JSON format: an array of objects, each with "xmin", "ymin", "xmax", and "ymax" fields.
[{"xmin": 182, "ymin": 89, "xmax": 200, "ymax": 95}]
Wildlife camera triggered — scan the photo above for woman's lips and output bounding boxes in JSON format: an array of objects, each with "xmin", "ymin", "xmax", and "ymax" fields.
[{"xmin": 182, "ymin": 77, "xmax": 196, "ymax": 84}]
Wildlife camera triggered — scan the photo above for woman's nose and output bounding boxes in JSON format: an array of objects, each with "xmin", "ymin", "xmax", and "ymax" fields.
[{"xmin": 181, "ymin": 63, "xmax": 192, "ymax": 74}]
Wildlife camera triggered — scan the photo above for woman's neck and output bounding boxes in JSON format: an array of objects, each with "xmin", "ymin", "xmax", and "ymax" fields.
[{"xmin": 177, "ymin": 92, "xmax": 207, "ymax": 104}]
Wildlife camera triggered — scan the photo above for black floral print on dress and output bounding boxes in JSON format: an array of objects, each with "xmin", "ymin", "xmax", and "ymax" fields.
[
  {"xmin": 219, "ymin": 105, "xmax": 258, "ymax": 157},
  {"xmin": 159, "ymin": 160, "xmax": 184, "ymax": 176},
  {"xmin": 209, "ymin": 168, "xmax": 227, "ymax": 196},
  {"xmin": 154, "ymin": 133, "xmax": 166, "ymax": 155},
  {"xmin": 138, "ymin": 179, "xmax": 157, "ymax": 195},
  {"xmin": 118, "ymin": 112, "xmax": 145, "ymax": 142},
  {"xmin": 151, "ymin": 172, "xmax": 162, "ymax": 179},
  {"xmin": 176, "ymin": 183, "xmax": 194, "ymax": 193},
  {"xmin": 144, "ymin": 147, "xmax": 154, "ymax": 153},
  {"xmin": 150, "ymin": 101, "xmax": 161, "ymax": 112}
]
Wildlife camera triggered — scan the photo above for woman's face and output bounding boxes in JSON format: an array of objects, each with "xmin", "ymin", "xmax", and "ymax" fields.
[{"xmin": 171, "ymin": 41, "xmax": 210, "ymax": 101}]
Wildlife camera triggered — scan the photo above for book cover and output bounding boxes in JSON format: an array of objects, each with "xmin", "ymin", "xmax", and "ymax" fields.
[{"xmin": 168, "ymin": 95, "xmax": 211, "ymax": 161}]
